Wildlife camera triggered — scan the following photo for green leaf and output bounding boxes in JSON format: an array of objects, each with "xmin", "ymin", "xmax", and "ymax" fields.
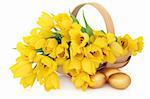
[
  {"xmin": 83, "ymin": 12, "xmax": 93, "ymax": 36},
  {"xmin": 35, "ymin": 48, "xmax": 49, "ymax": 56},
  {"xmin": 36, "ymin": 48, "xmax": 45, "ymax": 55},
  {"xmin": 69, "ymin": 10, "xmax": 80, "ymax": 24},
  {"xmin": 35, "ymin": 48, "xmax": 43, "ymax": 52},
  {"xmin": 81, "ymin": 27, "xmax": 87, "ymax": 33},
  {"xmin": 52, "ymin": 32, "xmax": 62, "ymax": 44},
  {"xmin": 50, "ymin": 13, "xmax": 55, "ymax": 16},
  {"xmin": 100, "ymin": 30, "xmax": 106, "ymax": 34},
  {"xmin": 53, "ymin": 27, "xmax": 58, "ymax": 31}
]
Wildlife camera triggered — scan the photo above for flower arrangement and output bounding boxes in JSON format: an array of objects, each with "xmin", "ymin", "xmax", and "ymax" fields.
[{"xmin": 10, "ymin": 3, "xmax": 143, "ymax": 91}]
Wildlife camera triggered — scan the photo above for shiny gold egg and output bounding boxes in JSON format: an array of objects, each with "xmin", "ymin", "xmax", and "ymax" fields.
[
  {"xmin": 89, "ymin": 72, "xmax": 106, "ymax": 88},
  {"xmin": 101, "ymin": 68, "xmax": 120, "ymax": 80},
  {"xmin": 108, "ymin": 73, "xmax": 131, "ymax": 89}
]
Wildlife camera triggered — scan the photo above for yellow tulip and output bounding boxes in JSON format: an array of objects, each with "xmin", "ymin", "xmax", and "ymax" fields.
[
  {"xmin": 43, "ymin": 38, "xmax": 58, "ymax": 55},
  {"xmin": 35, "ymin": 61, "xmax": 57, "ymax": 86},
  {"xmin": 16, "ymin": 56, "xmax": 29, "ymax": 62},
  {"xmin": 30, "ymin": 28, "xmax": 52, "ymax": 39},
  {"xmin": 23, "ymin": 36, "xmax": 46, "ymax": 49},
  {"xmin": 62, "ymin": 59, "xmax": 70, "ymax": 73},
  {"xmin": 44, "ymin": 72, "xmax": 60, "ymax": 91},
  {"xmin": 93, "ymin": 37, "xmax": 107, "ymax": 48},
  {"xmin": 70, "ymin": 46, "xmax": 84, "ymax": 60},
  {"xmin": 10, "ymin": 60, "xmax": 33, "ymax": 78},
  {"xmin": 118, "ymin": 34, "xmax": 136, "ymax": 51},
  {"xmin": 35, "ymin": 38, "xmax": 46, "ymax": 49},
  {"xmin": 106, "ymin": 33, "xmax": 116, "ymax": 44},
  {"xmin": 93, "ymin": 30, "xmax": 106, "ymax": 38},
  {"xmin": 56, "ymin": 44, "xmax": 69, "ymax": 59},
  {"xmin": 68, "ymin": 70, "xmax": 80, "ymax": 77},
  {"xmin": 71, "ymin": 23, "xmax": 81, "ymax": 30},
  {"xmin": 53, "ymin": 38, "xmax": 69, "ymax": 59},
  {"xmin": 55, "ymin": 58, "xmax": 66, "ymax": 66},
  {"xmin": 69, "ymin": 31, "xmax": 89, "ymax": 48},
  {"xmin": 69, "ymin": 23, "xmax": 89, "ymax": 48},
  {"xmin": 33, "ymin": 54, "xmax": 44, "ymax": 63},
  {"xmin": 84, "ymin": 44, "xmax": 103, "ymax": 63},
  {"xmin": 46, "ymin": 38, "xmax": 69, "ymax": 59},
  {"xmin": 69, "ymin": 59, "xmax": 81, "ymax": 72},
  {"xmin": 63, "ymin": 59, "xmax": 81, "ymax": 74},
  {"xmin": 37, "ymin": 12, "xmax": 54, "ymax": 30},
  {"xmin": 71, "ymin": 72, "xmax": 93, "ymax": 91},
  {"xmin": 93, "ymin": 31, "xmax": 116, "ymax": 48},
  {"xmin": 54, "ymin": 13, "xmax": 72, "ymax": 42},
  {"xmin": 40, "ymin": 56, "xmax": 57, "ymax": 81},
  {"xmin": 69, "ymin": 29, "xmax": 89, "ymax": 59},
  {"xmin": 61, "ymin": 37, "xmax": 69, "ymax": 48},
  {"xmin": 54, "ymin": 13, "xmax": 72, "ymax": 31},
  {"xmin": 110, "ymin": 42, "xmax": 125, "ymax": 57},
  {"xmin": 23, "ymin": 36, "xmax": 38, "ymax": 47},
  {"xmin": 35, "ymin": 63, "xmax": 47, "ymax": 84},
  {"xmin": 48, "ymin": 48, "xmax": 57, "ymax": 59},
  {"xmin": 118, "ymin": 34, "xmax": 144, "ymax": 55},
  {"xmin": 41, "ymin": 56, "xmax": 57, "ymax": 72},
  {"xmin": 102, "ymin": 47, "xmax": 116, "ymax": 64},
  {"xmin": 20, "ymin": 72, "xmax": 36, "ymax": 88},
  {"xmin": 132, "ymin": 36, "xmax": 144, "ymax": 55},
  {"xmin": 16, "ymin": 42, "xmax": 36, "ymax": 60},
  {"xmin": 81, "ymin": 58, "xmax": 99, "ymax": 75}
]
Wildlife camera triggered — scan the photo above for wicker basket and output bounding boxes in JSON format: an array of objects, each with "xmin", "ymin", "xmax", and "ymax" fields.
[{"xmin": 58, "ymin": 2, "xmax": 131, "ymax": 74}]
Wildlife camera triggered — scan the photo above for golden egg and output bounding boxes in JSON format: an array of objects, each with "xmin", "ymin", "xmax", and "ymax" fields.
[
  {"xmin": 101, "ymin": 68, "xmax": 120, "ymax": 80},
  {"xmin": 108, "ymin": 73, "xmax": 131, "ymax": 89},
  {"xmin": 89, "ymin": 72, "xmax": 106, "ymax": 88}
]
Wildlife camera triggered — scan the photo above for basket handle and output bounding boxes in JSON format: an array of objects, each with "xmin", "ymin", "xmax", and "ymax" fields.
[{"xmin": 72, "ymin": 2, "xmax": 115, "ymax": 34}]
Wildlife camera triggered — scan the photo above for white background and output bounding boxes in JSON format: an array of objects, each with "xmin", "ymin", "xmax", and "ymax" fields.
[{"xmin": 0, "ymin": 0, "xmax": 149, "ymax": 98}]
